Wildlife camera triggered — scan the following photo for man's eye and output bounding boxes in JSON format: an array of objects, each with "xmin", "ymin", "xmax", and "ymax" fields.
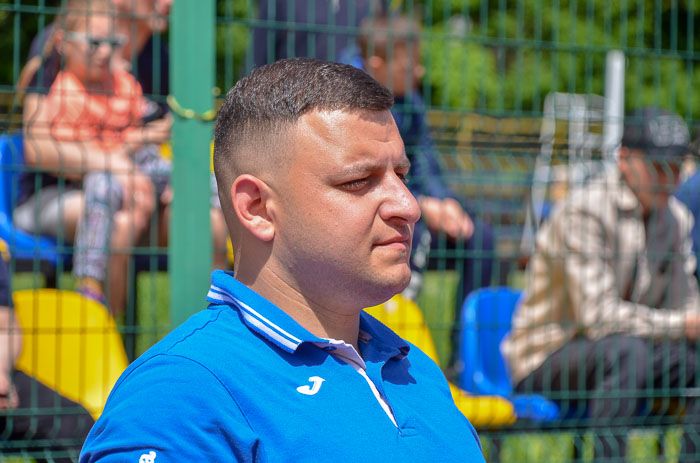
[
  {"xmin": 397, "ymin": 172, "xmax": 409, "ymax": 183},
  {"xmin": 341, "ymin": 178, "xmax": 370, "ymax": 191}
]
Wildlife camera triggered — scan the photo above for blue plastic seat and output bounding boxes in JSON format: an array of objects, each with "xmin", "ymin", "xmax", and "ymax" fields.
[
  {"xmin": 0, "ymin": 132, "xmax": 60, "ymax": 263},
  {"xmin": 458, "ymin": 287, "xmax": 560, "ymax": 422}
]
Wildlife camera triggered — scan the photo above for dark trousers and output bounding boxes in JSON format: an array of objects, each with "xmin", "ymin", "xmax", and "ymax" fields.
[
  {"xmin": 516, "ymin": 335, "xmax": 700, "ymax": 462},
  {"xmin": 1, "ymin": 370, "xmax": 95, "ymax": 462}
]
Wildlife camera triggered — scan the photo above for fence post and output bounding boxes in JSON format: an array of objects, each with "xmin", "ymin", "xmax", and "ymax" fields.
[{"xmin": 169, "ymin": 0, "xmax": 215, "ymax": 328}]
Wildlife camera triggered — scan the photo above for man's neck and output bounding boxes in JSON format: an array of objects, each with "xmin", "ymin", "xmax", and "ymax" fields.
[{"xmin": 237, "ymin": 266, "xmax": 362, "ymax": 353}]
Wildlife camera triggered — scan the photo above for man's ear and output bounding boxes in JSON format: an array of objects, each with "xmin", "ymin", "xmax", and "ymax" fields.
[{"xmin": 230, "ymin": 175, "xmax": 276, "ymax": 242}]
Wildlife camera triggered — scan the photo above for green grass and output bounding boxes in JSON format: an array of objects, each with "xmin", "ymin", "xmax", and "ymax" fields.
[
  {"xmin": 134, "ymin": 271, "xmax": 170, "ymax": 357},
  {"xmin": 417, "ymin": 270, "xmax": 459, "ymax": 368}
]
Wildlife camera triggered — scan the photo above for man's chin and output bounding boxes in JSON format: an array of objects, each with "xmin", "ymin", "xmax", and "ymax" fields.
[{"xmin": 371, "ymin": 268, "xmax": 412, "ymax": 300}]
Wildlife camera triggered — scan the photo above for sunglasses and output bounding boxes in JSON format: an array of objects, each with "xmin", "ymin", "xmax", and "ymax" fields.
[{"xmin": 64, "ymin": 31, "xmax": 126, "ymax": 53}]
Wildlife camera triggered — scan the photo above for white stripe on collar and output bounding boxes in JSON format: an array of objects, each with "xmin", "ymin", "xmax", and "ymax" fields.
[{"xmin": 207, "ymin": 287, "xmax": 303, "ymax": 351}]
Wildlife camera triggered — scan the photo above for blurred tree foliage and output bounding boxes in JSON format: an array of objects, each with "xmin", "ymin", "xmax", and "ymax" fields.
[
  {"xmin": 417, "ymin": 0, "xmax": 700, "ymax": 119},
  {"xmin": 0, "ymin": 1, "xmax": 61, "ymax": 88},
  {"xmin": 215, "ymin": 0, "xmax": 249, "ymax": 95},
  {"xmin": 2, "ymin": 1, "xmax": 700, "ymax": 119}
]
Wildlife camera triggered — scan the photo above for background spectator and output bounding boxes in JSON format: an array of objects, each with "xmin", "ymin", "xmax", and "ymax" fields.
[
  {"xmin": 17, "ymin": 0, "xmax": 227, "ymax": 312},
  {"xmin": 17, "ymin": 0, "xmax": 159, "ymax": 312},
  {"xmin": 0, "ymin": 237, "xmax": 94, "ymax": 462},
  {"xmin": 502, "ymin": 108, "xmax": 700, "ymax": 460}
]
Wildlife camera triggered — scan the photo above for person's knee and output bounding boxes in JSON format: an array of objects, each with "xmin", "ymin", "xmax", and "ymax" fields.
[
  {"xmin": 616, "ymin": 336, "xmax": 650, "ymax": 360},
  {"xmin": 112, "ymin": 209, "xmax": 148, "ymax": 247},
  {"xmin": 606, "ymin": 336, "xmax": 650, "ymax": 386},
  {"xmin": 84, "ymin": 172, "xmax": 123, "ymax": 210}
]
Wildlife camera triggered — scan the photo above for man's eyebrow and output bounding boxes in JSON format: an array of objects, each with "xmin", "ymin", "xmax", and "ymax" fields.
[{"xmin": 336, "ymin": 157, "xmax": 412, "ymax": 176}]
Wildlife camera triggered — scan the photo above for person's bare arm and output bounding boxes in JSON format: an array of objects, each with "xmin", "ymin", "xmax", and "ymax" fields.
[
  {"xmin": 22, "ymin": 93, "xmax": 136, "ymax": 180},
  {"xmin": 23, "ymin": 93, "xmax": 155, "ymax": 211},
  {"xmin": 0, "ymin": 306, "xmax": 21, "ymax": 410}
]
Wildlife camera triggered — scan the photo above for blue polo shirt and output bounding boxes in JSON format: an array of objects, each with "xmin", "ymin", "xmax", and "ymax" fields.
[{"xmin": 81, "ymin": 270, "xmax": 484, "ymax": 462}]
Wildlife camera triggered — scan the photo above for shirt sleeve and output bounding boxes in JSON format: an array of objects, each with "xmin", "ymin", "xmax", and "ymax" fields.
[
  {"xmin": 559, "ymin": 203, "xmax": 693, "ymax": 339},
  {"xmin": 80, "ymin": 354, "xmax": 267, "ymax": 463}
]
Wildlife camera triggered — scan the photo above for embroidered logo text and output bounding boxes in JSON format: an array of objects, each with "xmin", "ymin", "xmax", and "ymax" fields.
[
  {"xmin": 296, "ymin": 376, "xmax": 325, "ymax": 395},
  {"xmin": 139, "ymin": 451, "xmax": 156, "ymax": 463}
]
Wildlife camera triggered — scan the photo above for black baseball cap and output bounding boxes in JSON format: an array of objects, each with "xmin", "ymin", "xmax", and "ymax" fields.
[{"xmin": 621, "ymin": 107, "xmax": 697, "ymax": 159}]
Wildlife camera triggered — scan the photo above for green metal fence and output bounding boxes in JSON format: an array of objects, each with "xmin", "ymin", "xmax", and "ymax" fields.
[{"xmin": 1, "ymin": 0, "xmax": 700, "ymax": 461}]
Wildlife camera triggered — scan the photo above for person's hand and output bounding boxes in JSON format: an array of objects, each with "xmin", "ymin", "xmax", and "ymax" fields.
[
  {"xmin": 685, "ymin": 312, "xmax": 700, "ymax": 339},
  {"xmin": 0, "ymin": 368, "xmax": 18, "ymax": 410},
  {"xmin": 160, "ymin": 185, "xmax": 173, "ymax": 205},
  {"xmin": 140, "ymin": 113, "xmax": 172, "ymax": 145},
  {"xmin": 0, "ymin": 309, "xmax": 21, "ymax": 410},
  {"xmin": 419, "ymin": 196, "xmax": 474, "ymax": 241},
  {"xmin": 124, "ymin": 114, "xmax": 172, "ymax": 150},
  {"xmin": 0, "ymin": 336, "xmax": 18, "ymax": 410}
]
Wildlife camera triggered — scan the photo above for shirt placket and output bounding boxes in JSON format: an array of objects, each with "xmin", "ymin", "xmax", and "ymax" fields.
[{"xmin": 323, "ymin": 340, "xmax": 401, "ymax": 430}]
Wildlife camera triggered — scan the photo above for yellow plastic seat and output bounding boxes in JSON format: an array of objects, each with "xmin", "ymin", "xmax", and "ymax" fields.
[
  {"xmin": 13, "ymin": 289, "xmax": 129, "ymax": 420},
  {"xmin": 366, "ymin": 294, "xmax": 516, "ymax": 427}
]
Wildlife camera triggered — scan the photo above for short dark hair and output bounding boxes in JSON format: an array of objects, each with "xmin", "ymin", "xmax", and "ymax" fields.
[{"xmin": 213, "ymin": 58, "xmax": 394, "ymax": 195}]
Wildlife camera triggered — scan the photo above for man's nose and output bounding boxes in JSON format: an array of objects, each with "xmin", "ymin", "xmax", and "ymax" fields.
[{"xmin": 380, "ymin": 174, "xmax": 421, "ymax": 225}]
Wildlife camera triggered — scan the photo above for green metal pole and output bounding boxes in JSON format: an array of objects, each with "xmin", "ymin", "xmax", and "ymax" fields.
[{"xmin": 169, "ymin": 0, "xmax": 214, "ymax": 328}]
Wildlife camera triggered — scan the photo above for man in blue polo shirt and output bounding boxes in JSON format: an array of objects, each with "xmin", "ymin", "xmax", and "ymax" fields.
[{"xmin": 80, "ymin": 58, "xmax": 485, "ymax": 462}]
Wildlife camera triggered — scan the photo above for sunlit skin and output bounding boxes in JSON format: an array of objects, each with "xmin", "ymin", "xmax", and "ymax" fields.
[
  {"xmin": 231, "ymin": 109, "xmax": 421, "ymax": 349},
  {"xmin": 61, "ymin": 14, "xmax": 120, "ymax": 86},
  {"xmin": 618, "ymin": 147, "xmax": 682, "ymax": 217}
]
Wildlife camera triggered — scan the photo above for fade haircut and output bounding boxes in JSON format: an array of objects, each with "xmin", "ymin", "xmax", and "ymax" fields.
[{"xmin": 213, "ymin": 57, "xmax": 394, "ymax": 205}]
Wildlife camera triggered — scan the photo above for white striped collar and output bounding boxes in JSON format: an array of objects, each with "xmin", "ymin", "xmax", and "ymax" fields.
[
  {"xmin": 206, "ymin": 271, "xmax": 318, "ymax": 353},
  {"xmin": 206, "ymin": 270, "xmax": 410, "ymax": 361}
]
